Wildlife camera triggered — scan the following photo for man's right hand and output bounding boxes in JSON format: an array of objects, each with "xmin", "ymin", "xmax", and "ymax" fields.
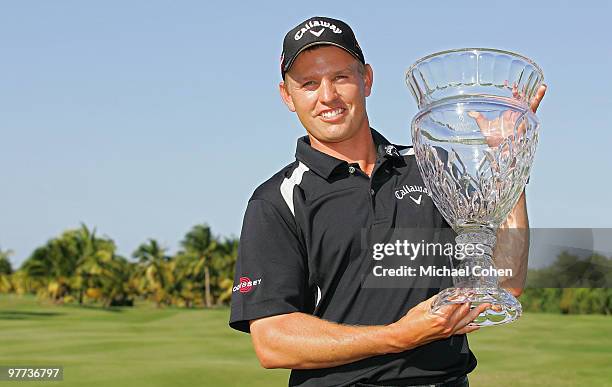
[
  {"xmin": 249, "ymin": 295, "xmax": 489, "ymax": 369},
  {"xmin": 387, "ymin": 295, "xmax": 490, "ymax": 353}
]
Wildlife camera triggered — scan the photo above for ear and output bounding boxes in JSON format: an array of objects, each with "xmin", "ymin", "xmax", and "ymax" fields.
[
  {"xmin": 363, "ymin": 64, "xmax": 373, "ymax": 97},
  {"xmin": 279, "ymin": 81, "xmax": 296, "ymax": 112}
]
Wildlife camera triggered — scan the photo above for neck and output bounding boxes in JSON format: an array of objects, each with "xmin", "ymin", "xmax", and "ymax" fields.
[{"xmin": 309, "ymin": 124, "xmax": 377, "ymax": 176}]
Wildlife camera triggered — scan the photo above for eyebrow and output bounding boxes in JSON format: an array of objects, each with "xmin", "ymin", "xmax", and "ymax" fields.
[
  {"xmin": 334, "ymin": 64, "xmax": 355, "ymax": 75},
  {"xmin": 293, "ymin": 64, "xmax": 356, "ymax": 83}
]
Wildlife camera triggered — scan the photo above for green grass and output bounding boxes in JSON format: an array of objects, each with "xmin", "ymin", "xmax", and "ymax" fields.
[{"xmin": 1, "ymin": 294, "xmax": 610, "ymax": 387}]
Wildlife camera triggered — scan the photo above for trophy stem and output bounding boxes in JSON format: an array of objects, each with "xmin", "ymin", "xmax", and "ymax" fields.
[
  {"xmin": 454, "ymin": 229, "xmax": 498, "ymax": 289},
  {"xmin": 430, "ymin": 228, "xmax": 522, "ymax": 326}
]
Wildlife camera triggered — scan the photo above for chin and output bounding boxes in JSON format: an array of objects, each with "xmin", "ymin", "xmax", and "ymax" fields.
[{"xmin": 314, "ymin": 124, "xmax": 354, "ymax": 143}]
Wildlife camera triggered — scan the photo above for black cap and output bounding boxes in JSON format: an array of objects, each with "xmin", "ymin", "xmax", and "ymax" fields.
[{"xmin": 280, "ymin": 16, "xmax": 365, "ymax": 78}]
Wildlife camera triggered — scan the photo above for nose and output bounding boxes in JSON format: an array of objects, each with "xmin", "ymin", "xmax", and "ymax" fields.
[{"xmin": 319, "ymin": 78, "xmax": 339, "ymax": 104}]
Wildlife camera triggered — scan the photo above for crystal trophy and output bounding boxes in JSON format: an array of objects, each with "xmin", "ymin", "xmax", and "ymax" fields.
[{"xmin": 406, "ymin": 48, "xmax": 544, "ymax": 326}]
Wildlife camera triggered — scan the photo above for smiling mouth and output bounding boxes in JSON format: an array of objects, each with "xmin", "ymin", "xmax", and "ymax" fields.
[{"xmin": 319, "ymin": 108, "xmax": 346, "ymax": 120}]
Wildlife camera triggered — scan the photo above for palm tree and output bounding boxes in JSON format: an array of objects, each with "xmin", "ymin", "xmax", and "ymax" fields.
[
  {"xmin": 169, "ymin": 252, "xmax": 198, "ymax": 308},
  {"xmin": 20, "ymin": 234, "xmax": 80, "ymax": 302},
  {"xmin": 181, "ymin": 224, "xmax": 217, "ymax": 308},
  {"xmin": 86, "ymin": 251, "xmax": 135, "ymax": 307},
  {"xmin": 19, "ymin": 225, "xmax": 118, "ymax": 303},
  {"xmin": 71, "ymin": 224, "xmax": 117, "ymax": 303},
  {"xmin": 0, "ymin": 247, "xmax": 13, "ymax": 274},
  {"xmin": 132, "ymin": 239, "xmax": 171, "ymax": 307},
  {"xmin": 74, "ymin": 224, "xmax": 102, "ymax": 304},
  {"xmin": 0, "ymin": 247, "xmax": 14, "ymax": 293},
  {"xmin": 213, "ymin": 238, "xmax": 238, "ymax": 305}
]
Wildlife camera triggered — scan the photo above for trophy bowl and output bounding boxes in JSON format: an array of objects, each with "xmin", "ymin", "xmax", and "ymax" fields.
[{"xmin": 406, "ymin": 48, "xmax": 544, "ymax": 326}]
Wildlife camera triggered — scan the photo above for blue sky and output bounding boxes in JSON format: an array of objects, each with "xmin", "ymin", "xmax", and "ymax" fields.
[{"xmin": 1, "ymin": 1, "xmax": 611, "ymax": 266}]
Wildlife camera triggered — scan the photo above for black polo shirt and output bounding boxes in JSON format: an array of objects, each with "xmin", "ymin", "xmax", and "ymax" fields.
[{"xmin": 229, "ymin": 128, "xmax": 476, "ymax": 387}]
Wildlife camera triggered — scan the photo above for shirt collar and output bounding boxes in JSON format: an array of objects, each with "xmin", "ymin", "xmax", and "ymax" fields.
[{"xmin": 295, "ymin": 128, "xmax": 402, "ymax": 180}]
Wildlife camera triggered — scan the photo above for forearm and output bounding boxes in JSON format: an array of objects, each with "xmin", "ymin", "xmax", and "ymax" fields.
[
  {"xmin": 494, "ymin": 190, "xmax": 530, "ymax": 295},
  {"xmin": 501, "ymin": 190, "xmax": 529, "ymax": 229},
  {"xmin": 250, "ymin": 312, "xmax": 400, "ymax": 369}
]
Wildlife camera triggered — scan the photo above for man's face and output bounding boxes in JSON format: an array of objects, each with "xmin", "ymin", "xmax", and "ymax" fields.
[{"xmin": 279, "ymin": 46, "xmax": 373, "ymax": 143}]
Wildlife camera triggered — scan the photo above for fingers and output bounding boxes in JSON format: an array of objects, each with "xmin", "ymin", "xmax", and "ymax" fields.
[
  {"xmin": 424, "ymin": 293, "xmax": 439, "ymax": 306},
  {"xmin": 511, "ymin": 82, "xmax": 519, "ymax": 99},
  {"xmin": 431, "ymin": 302, "xmax": 463, "ymax": 319},
  {"xmin": 530, "ymin": 84, "xmax": 547, "ymax": 112},
  {"xmin": 418, "ymin": 294, "xmax": 439, "ymax": 313},
  {"xmin": 439, "ymin": 302, "xmax": 491, "ymax": 337},
  {"xmin": 423, "ymin": 293, "xmax": 461, "ymax": 312},
  {"xmin": 444, "ymin": 302, "xmax": 471, "ymax": 324},
  {"xmin": 438, "ymin": 302, "xmax": 488, "ymax": 337},
  {"xmin": 455, "ymin": 325, "xmax": 480, "ymax": 335},
  {"xmin": 468, "ymin": 111, "xmax": 489, "ymax": 130},
  {"xmin": 449, "ymin": 302, "xmax": 476, "ymax": 328},
  {"xmin": 454, "ymin": 304, "xmax": 491, "ymax": 334},
  {"xmin": 455, "ymin": 303, "xmax": 491, "ymax": 331}
]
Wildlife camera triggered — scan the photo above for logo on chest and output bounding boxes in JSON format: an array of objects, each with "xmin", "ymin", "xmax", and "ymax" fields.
[{"xmin": 394, "ymin": 184, "xmax": 430, "ymax": 205}]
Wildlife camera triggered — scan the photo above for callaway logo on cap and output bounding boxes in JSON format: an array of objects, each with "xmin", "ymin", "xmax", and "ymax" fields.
[{"xmin": 280, "ymin": 16, "xmax": 365, "ymax": 78}]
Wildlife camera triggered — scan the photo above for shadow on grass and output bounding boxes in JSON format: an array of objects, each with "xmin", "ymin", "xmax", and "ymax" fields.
[
  {"xmin": 0, "ymin": 310, "xmax": 65, "ymax": 320},
  {"xmin": 61, "ymin": 303, "xmax": 124, "ymax": 313}
]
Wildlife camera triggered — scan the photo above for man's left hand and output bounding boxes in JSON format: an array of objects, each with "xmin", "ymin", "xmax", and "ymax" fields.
[
  {"xmin": 468, "ymin": 83, "xmax": 547, "ymax": 147},
  {"xmin": 530, "ymin": 84, "xmax": 547, "ymax": 113}
]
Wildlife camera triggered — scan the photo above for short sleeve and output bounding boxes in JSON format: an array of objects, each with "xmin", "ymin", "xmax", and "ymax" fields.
[{"xmin": 229, "ymin": 199, "xmax": 311, "ymax": 333}]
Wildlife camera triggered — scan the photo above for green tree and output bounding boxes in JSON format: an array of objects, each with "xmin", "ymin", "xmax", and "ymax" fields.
[
  {"xmin": 20, "ymin": 233, "xmax": 80, "ymax": 301},
  {"xmin": 133, "ymin": 239, "xmax": 171, "ymax": 307},
  {"xmin": 181, "ymin": 224, "xmax": 217, "ymax": 308},
  {"xmin": 213, "ymin": 237, "xmax": 238, "ymax": 305},
  {"xmin": 19, "ymin": 224, "xmax": 118, "ymax": 303},
  {"xmin": 0, "ymin": 247, "xmax": 14, "ymax": 293},
  {"xmin": 169, "ymin": 251, "xmax": 199, "ymax": 307},
  {"xmin": 0, "ymin": 247, "xmax": 13, "ymax": 275},
  {"xmin": 72, "ymin": 224, "xmax": 117, "ymax": 304},
  {"xmin": 86, "ymin": 251, "xmax": 136, "ymax": 307},
  {"xmin": 523, "ymin": 251, "xmax": 612, "ymax": 315}
]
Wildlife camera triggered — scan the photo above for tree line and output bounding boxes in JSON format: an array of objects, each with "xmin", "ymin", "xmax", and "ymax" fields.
[
  {"xmin": 521, "ymin": 251, "xmax": 612, "ymax": 315},
  {"xmin": 0, "ymin": 224, "xmax": 237, "ymax": 308},
  {"xmin": 1, "ymin": 227, "xmax": 611, "ymax": 314}
]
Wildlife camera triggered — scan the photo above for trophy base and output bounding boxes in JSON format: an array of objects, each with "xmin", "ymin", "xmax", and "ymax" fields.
[{"xmin": 431, "ymin": 287, "xmax": 522, "ymax": 326}]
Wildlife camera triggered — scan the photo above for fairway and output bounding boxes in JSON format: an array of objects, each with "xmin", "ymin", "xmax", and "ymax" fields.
[{"xmin": 0, "ymin": 295, "xmax": 610, "ymax": 387}]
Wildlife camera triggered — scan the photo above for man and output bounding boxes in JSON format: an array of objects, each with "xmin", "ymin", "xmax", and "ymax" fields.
[{"xmin": 229, "ymin": 16, "xmax": 546, "ymax": 387}]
